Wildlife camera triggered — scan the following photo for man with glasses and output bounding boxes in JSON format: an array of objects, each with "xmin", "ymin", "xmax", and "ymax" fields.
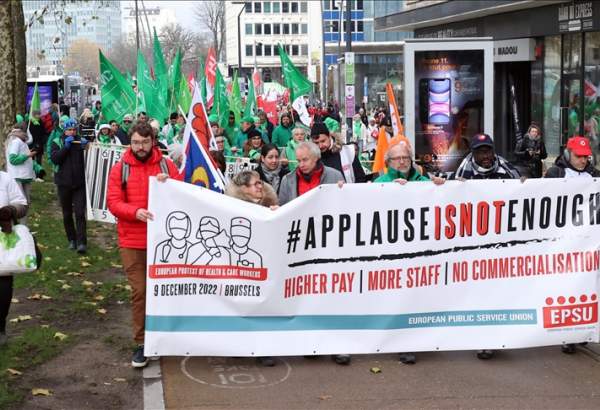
[
  {"xmin": 374, "ymin": 142, "xmax": 445, "ymax": 185},
  {"xmin": 107, "ymin": 122, "xmax": 182, "ymax": 368}
]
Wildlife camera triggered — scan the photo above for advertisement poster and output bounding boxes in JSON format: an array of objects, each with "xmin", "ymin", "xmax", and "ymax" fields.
[
  {"xmin": 145, "ymin": 178, "xmax": 599, "ymax": 357},
  {"xmin": 414, "ymin": 50, "xmax": 484, "ymax": 171},
  {"xmin": 26, "ymin": 84, "xmax": 54, "ymax": 115}
]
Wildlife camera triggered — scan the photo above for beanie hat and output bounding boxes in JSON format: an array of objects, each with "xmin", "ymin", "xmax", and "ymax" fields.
[
  {"xmin": 310, "ymin": 122, "xmax": 329, "ymax": 137},
  {"xmin": 323, "ymin": 117, "xmax": 340, "ymax": 133}
]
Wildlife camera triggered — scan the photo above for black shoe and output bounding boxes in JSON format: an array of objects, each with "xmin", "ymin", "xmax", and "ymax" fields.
[
  {"xmin": 131, "ymin": 345, "xmax": 148, "ymax": 368},
  {"xmin": 68, "ymin": 240, "xmax": 76, "ymax": 250},
  {"xmin": 258, "ymin": 356, "xmax": 275, "ymax": 367},
  {"xmin": 561, "ymin": 344, "xmax": 576, "ymax": 354},
  {"xmin": 333, "ymin": 354, "xmax": 351, "ymax": 365},
  {"xmin": 77, "ymin": 244, "xmax": 87, "ymax": 254},
  {"xmin": 476, "ymin": 349, "xmax": 494, "ymax": 360},
  {"xmin": 399, "ymin": 352, "xmax": 416, "ymax": 364}
]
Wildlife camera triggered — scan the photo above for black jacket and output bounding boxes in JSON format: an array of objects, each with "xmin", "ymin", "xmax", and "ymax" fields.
[
  {"xmin": 321, "ymin": 147, "xmax": 366, "ymax": 183},
  {"xmin": 28, "ymin": 121, "xmax": 47, "ymax": 153},
  {"xmin": 545, "ymin": 156, "xmax": 600, "ymax": 178},
  {"xmin": 50, "ymin": 134, "xmax": 86, "ymax": 188},
  {"xmin": 116, "ymin": 128, "xmax": 130, "ymax": 146}
]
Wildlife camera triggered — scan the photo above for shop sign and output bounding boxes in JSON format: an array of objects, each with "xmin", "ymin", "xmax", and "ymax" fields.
[
  {"xmin": 558, "ymin": 1, "xmax": 594, "ymax": 32},
  {"xmin": 493, "ymin": 38, "xmax": 535, "ymax": 62},
  {"xmin": 344, "ymin": 52, "xmax": 355, "ymax": 85}
]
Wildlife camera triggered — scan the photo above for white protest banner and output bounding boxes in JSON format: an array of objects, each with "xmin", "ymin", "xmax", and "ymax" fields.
[
  {"xmin": 146, "ymin": 178, "xmax": 600, "ymax": 357},
  {"xmin": 225, "ymin": 157, "xmax": 257, "ymax": 180},
  {"xmin": 85, "ymin": 143, "xmax": 124, "ymax": 223}
]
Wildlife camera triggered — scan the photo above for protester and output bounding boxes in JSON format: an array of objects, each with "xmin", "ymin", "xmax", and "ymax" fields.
[
  {"xmin": 545, "ymin": 135, "xmax": 598, "ymax": 179},
  {"xmin": 97, "ymin": 123, "xmax": 122, "ymax": 145},
  {"xmin": 49, "ymin": 119, "xmax": 89, "ymax": 254},
  {"xmin": 365, "ymin": 117, "xmax": 379, "ymax": 159},
  {"xmin": 243, "ymin": 129, "xmax": 265, "ymax": 161},
  {"xmin": 92, "ymin": 100, "xmax": 103, "ymax": 123},
  {"xmin": 137, "ymin": 111, "xmax": 149, "ymax": 123},
  {"xmin": 161, "ymin": 113, "xmax": 179, "ymax": 142},
  {"xmin": 5, "ymin": 128, "xmax": 35, "ymax": 216},
  {"xmin": 226, "ymin": 169, "xmax": 278, "ymax": 208},
  {"xmin": 452, "ymin": 133, "xmax": 520, "ymax": 180},
  {"xmin": 28, "ymin": 109, "xmax": 47, "ymax": 165},
  {"xmin": 375, "ymin": 142, "xmax": 445, "ymax": 185},
  {"xmin": 256, "ymin": 144, "xmax": 290, "ymax": 194},
  {"xmin": 117, "ymin": 114, "xmax": 134, "ymax": 146},
  {"xmin": 235, "ymin": 116, "xmax": 260, "ymax": 150},
  {"xmin": 0, "ymin": 170, "xmax": 28, "ymax": 345},
  {"xmin": 282, "ymin": 127, "xmax": 307, "ymax": 172},
  {"xmin": 352, "ymin": 113, "xmax": 369, "ymax": 150},
  {"xmin": 257, "ymin": 110, "xmax": 274, "ymax": 141},
  {"xmin": 271, "ymin": 112, "xmax": 294, "ymax": 148},
  {"xmin": 107, "ymin": 122, "xmax": 181, "ymax": 368},
  {"xmin": 514, "ymin": 124, "xmax": 547, "ymax": 178},
  {"xmin": 311, "ymin": 122, "xmax": 366, "ymax": 183},
  {"xmin": 79, "ymin": 108, "xmax": 96, "ymax": 141},
  {"xmin": 224, "ymin": 111, "xmax": 240, "ymax": 146}
]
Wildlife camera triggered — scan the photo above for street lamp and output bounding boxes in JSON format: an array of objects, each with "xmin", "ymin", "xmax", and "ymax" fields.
[{"xmin": 231, "ymin": 2, "xmax": 246, "ymax": 75}]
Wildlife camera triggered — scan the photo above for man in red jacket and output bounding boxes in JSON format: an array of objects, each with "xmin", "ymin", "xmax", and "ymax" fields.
[{"xmin": 107, "ymin": 122, "xmax": 182, "ymax": 368}]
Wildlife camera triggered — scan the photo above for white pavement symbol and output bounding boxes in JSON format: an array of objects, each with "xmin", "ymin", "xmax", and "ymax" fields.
[{"xmin": 143, "ymin": 359, "xmax": 165, "ymax": 410}]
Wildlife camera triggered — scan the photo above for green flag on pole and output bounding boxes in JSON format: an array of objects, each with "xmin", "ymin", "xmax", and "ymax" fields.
[
  {"xmin": 153, "ymin": 28, "xmax": 169, "ymax": 115},
  {"xmin": 244, "ymin": 76, "xmax": 256, "ymax": 118},
  {"xmin": 29, "ymin": 82, "xmax": 40, "ymax": 116},
  {"xmin": 229, "ymin": 70, "xmax": 242, "ymax": 126},
  {"xmin": 137, "ymin": 51, "xmax": 168, "ymax": 122},
  {"xmin": 99, "ymin": 50, "xmax": 136, "ymax": 123},
  {"xmin": 214, "ymin": 67, "xmax": 229, "ymax": 128},
  {"xmin": 179, "ymin": 75, "xmax": 192, "ymax": 114},
  {"xmin": 168, "ymin": 49, "xmax": 182, "ymax": 113},
  {"xmin": 277, "ymin": 44, "xmax": 312, "ymax": 101},
  {"xmin": 198, "ymin": 60, "xmax": 207, "ymax": 104}
]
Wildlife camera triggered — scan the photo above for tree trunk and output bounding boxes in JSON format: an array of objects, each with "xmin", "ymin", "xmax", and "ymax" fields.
[
  {"xmin": 11, "ymin": 0, "xmax": 26, "ymax": 116},
  {"xmin": 0, "ymin": 2, "xmax": 16, "ymax": 171}
]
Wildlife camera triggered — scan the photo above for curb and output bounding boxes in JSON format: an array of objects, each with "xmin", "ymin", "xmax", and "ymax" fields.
[{"xmin": 143, "ymin": 359, "xmax": 166, "ymax": 410}]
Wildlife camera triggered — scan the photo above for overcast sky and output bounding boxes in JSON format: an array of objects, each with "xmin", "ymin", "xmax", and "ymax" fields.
[{"xmin": 121, "ymin": 1, "xmax": 205, "ymax": 34}]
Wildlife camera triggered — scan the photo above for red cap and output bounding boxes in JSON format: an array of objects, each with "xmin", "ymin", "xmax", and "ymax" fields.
[{"xmin": 566, "ymin": 136, "xmax": 592, "ymax": 156}]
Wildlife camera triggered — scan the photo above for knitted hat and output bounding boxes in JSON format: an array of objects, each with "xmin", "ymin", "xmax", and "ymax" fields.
[{"xmin": 310, "ymin": 122, "xmax": 330, "ymax": 137}]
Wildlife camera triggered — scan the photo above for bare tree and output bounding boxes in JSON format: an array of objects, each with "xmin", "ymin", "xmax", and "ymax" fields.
[
  {"xmin": 63, "ymin": 39, "xmax": 102, "ymax": 81},
  {"xmin": 159, "ymin": 23, "xmax": 198, "ymax": 64},
  {"xmin": 194, "ymin": 0, "xmax": 225, "ymax": 61}
]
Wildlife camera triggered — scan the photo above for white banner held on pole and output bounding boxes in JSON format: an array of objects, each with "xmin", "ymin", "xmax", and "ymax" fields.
[
  {"xmin": 85, "ymin": 142, "xmax": 125, "ymax": 223},
  {"xmin": 145, "ymin": 178, "xmax": 600, "ymax": 356}
]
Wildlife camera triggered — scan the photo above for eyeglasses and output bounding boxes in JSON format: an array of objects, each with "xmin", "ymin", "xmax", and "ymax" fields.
[
  {"xmin": 130, "ymin": 140, "xmax": 153, "ymax": 147},
  {"xmin": 389, "ymin": 156, "xmax": 411, "ymax": 162}
]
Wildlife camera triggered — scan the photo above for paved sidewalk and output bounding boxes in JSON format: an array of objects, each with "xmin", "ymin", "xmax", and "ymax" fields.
[{"xmin": 156, "ymin": 345, "xmax": 600, "ymax": 409}]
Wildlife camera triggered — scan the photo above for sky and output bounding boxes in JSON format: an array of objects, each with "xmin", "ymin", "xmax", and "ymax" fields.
[{"xmin": 121, "ymin": 1, "xmax": 204, "ymax": 34}]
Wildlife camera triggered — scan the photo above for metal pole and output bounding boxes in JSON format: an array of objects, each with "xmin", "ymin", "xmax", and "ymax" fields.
[
  {"xmin": 337, "ymin": 0, "xmax": 342, "ymax": 109},
  {"xmin": 320, "ymin": 1, "xmax": 326, "ymax": 103},
  {"xmin": 345, "ymin": 0, "xmax": 352, "ymax": 141},
  {"xmin": 237, "ymin": 7, "xmax": 244, "ymax": 75},
  {"xmin": 135, "ymin": 0, "xmax": 140, "ymax": 51}
]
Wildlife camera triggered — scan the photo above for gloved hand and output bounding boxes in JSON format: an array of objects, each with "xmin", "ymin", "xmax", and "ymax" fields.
[
  {"xmin": 80, "ymin": 137, "xmax": 89, "ymax": 147},
  {"xmin": 64, "ymin": 136, "xmax": 75, "ymax": 149}
]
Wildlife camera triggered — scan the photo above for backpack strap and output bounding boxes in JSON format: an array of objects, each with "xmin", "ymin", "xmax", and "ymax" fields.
[
  {"xmin": 159, "ymin": 157, "xmax": 169, "ymax": 175},
  {"xmin": 121, "ymin": 161, "xmax": 130, "ymax": 190}
]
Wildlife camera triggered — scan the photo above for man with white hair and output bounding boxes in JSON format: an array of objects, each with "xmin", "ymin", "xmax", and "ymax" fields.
[
  {"xmin": 278, "ymin": 141, "xmax": 343, "ymax": 206},
  {"xmin": 375, "ymin": 142, "xmax": 445, "ymax": 185}
]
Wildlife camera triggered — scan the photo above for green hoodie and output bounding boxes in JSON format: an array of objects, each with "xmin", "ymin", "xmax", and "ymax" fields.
[
  {"xmin": 272, "ymin": 123, "xmax": 293, "ymax": 147},
  {"xmin": 374, "ymin": 166, "xmax": 430, "ymax": 183}
]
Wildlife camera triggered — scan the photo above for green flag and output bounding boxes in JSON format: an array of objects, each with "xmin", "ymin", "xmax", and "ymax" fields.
[
  {"xmin": 179, "ymin": 75, "xmax": 192, "ymax": 114},
  {"xmin": 153, "ymin": 28, "xmax": 169, "ymax": 115},
  {"xmin": 99, "ymin": 50, "xmax": 136, "ymax": 123},
  {"xmin": 214, "ymin": 67, "xmax": 229, "ymax": 128},
  {"xmin": 277, "ymin": 44, "xmax": 312, "ymax": 101},
  {"xmin": 168, "ymin": 49, "xmax": 182, "ymax": 113},
  {"xmin": 244, "ymin": 76, "xmax": 256, "ymax": 118},
  {"xmin": 137, "ymin": 50, "xmax": 167, "ymax": 122},
  {"xmin": 28, "ymin": 82, "xmax": 40, "ymax": 117},
  {"xmin": 229, "ymin": 70, "xmax": 242, "ymax": 126},
  {"xmin": 198, "ymin": 60, "xmax": 207, "ymax": 104}
]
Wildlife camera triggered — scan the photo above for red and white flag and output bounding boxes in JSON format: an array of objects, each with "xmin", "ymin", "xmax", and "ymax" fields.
[{"xmin": 204, "ymin": 47, "xmax": 217, "ymax": 108}]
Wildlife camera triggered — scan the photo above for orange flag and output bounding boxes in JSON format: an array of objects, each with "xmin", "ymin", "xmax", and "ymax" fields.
[{"xmin": 372, "ymin": 127, "xmax": 389, "ymax": 174}]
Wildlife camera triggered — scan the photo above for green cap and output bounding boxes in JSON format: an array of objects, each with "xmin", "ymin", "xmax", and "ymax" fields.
[
  {"xmin": 15, "ymin": 114, "xmax": 24, "ymax": 123},
  {"xmin": 241, "ymin": 115, "xmax": 254, "ymax": 124},
  {"xmin": 324, "ymin": 117, "xmax": 340, "ymax": 133},
  {"xmin": 208, "ymin": 114, "xmax": 219, "ymax": 124}
]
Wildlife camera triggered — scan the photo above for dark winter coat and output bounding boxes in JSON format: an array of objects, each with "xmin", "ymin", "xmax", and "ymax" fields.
[
  {"xmin": 50, "ymin": 134, "xmax": 86, "ymax": 188},
  {"xmin": 545, "ymin": 155, "xmax": 600, "ymax": 178}
]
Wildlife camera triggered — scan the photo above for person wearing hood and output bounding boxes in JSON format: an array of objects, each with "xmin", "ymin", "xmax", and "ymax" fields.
[
  {"xmin": 452, "ymin": 133, "xmax": 520, "ymax": 180},
  {"xmin": 117, "ymin": 114, "xmax": 134, "ymax": 146},
  {"xmin": 271, "ymin": 112, "xmax": 294, "ymax": 148},
  {"xmin": 514, "ymin": 124, "xmax": 547, "ymax": 178},
  {"xmin": 50, "ymin": 118, "xmax": 89, "ymax": 254},
  {"xmin": 546, "ymin": 135, "xmax": 600, "ymax": 179},
  {"xmin": 310, "ymin": 122, "xmax": 367, "ymax": 183},
  {"xmin": 256, "ymin": 144, "xmax": 290, "ymax": 194},
  {"xmin": 235, "ymin": 116, "xmax": 263, "ymax": 150},
  {"xmin": 282, "ymin": 127, "xmax": 307, "ymax": 172},
  {"xmin": 5, "ymin": 128, "xmax": 36, "ymax": 215},
  {"xmin": 256, "ymin": 110, "xmax": 274, "ymax": 141},
  {"xmin": 97, "ymin": 123, "xmax": 122, "ymax": 145},
  {"xmin": 27, "ymin": 109, "xmax": 47, "ymax": 165},
  {"xmin": 223, "ymin": 111, "xmax": 240, "ymax": 146}
]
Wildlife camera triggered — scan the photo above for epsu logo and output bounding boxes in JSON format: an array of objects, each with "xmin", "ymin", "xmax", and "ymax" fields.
[{"xmin": 543, "ymin": 294, "xmax": 598, "ymax": 328}]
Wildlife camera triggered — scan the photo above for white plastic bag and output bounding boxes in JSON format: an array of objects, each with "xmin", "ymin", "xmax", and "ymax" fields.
[{"xmin": 0, "ymin": 224, "xmax": 38, "ymax": 275}]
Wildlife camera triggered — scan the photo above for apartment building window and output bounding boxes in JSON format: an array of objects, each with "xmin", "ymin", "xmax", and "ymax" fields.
[
  {"xmin": 301, "ymin": 23, "xmax": 307, "ymax": 34},
  {"xmin": 245, "ymin": 23, "xmax": 253, "ymax": 35},
  {"xmin": 255, "ymin": 43, "xmax": 263, "ymax": 56},
  {"xmin": 264, "ymin": 1, "xmax": 271, "ymax": 12},
  {"xmin": 246, "ymin": 45, "xmax": 253, "ymax": 56},
  {"xmin": 283, "ymin": 23, "xmax": 290, "ymax": 34},
  {"xmin": 301, "ymin": 44, "xmax": 308, "ymax": 55},
  {"xmin": 300, "ymin": 1, "xmax": 307, "ymax": 12},
  {"xmin": 255, "ymin": 23, "xmax": 262, "ymax": 34},
  {"xmin": 264, "ymin": 23, "xmax": 271, "ymax": 34},
  {"xmin": 291, "ymin": 45, "xmax": 299, "ymax": 55},
  {"xmin": 273, "ymin": 1, "xmax": 280, "ymax": 12},
  {"xmin": 282, "ymin": 2, "xmax": 289, "ymax": 13},
  {"xmin": 356, "ymin": 0, "xmax": 363, "ymax": 10},
  {"xmin": 332, "ymin": 21, "xmax": 339, "ymax": 33},
  {"xmin": 254, "ymin": 2, "xmax": 261, "ymax": 12},
  {"xmin": 292, "ymin": 23, "xmax": 299, "ymax": 34},
  {"xmin": 273, "ymin": 23, "xmax": 281, "ymax": 34},
  {"xmin": 264, "ymin": 44, "xmax": 272, "ymax": 56},
  {"xmin": 245, "ymin": 2, "xmax": 252, "ymax": 12},
  {"xmin": 357, "ymin": 21, "xmax": 363, "ymax": 32},
  {"xmin": 291, "ymin": 2, "xmax": 298, "ymax": 13}
]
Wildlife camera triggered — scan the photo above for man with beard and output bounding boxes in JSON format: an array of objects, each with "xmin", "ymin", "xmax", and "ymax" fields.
[
  {"xmin": 452, "ymin": 133, "xmax": 520, "ymax": 180},
  {"xmin": 107, "ymin": 122, "xmax": 182, "ymax": 368}
]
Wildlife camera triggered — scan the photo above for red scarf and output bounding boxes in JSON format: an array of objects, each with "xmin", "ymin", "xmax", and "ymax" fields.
[{"xmin": 297, "ymin": 162, "xmax": 324, "ymax": 196}]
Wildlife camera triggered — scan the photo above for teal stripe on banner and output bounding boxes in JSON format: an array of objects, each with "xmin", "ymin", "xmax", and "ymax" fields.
[{"xmin": 146, "ymin": 309, "xmax": 537, "ymax": 332}]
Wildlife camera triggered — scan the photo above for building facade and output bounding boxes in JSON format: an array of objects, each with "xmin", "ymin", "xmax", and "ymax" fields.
[
  {"xmin": 24, "ymin": 0, "xmax": 121, "ymax": 76},
  {"xmin": 224, "ymin": 1, "xmax": 318, "ymax": 85},
  {"xmin": 376, "ymin": 0, "xmax": 600, "ymax": 163},
  {"xmin": 122, "ymin": 5, "xmax": 177, "ymax": 46}
]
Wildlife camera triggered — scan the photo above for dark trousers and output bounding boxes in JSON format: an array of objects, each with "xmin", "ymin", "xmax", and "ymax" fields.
[
  {"xmin": 0, "ymin": 276, "xmax": 13, "ymax": 332},
  {"xmin": 57, "ymin": 185, "xmax": 87, "ymax": 245}
]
